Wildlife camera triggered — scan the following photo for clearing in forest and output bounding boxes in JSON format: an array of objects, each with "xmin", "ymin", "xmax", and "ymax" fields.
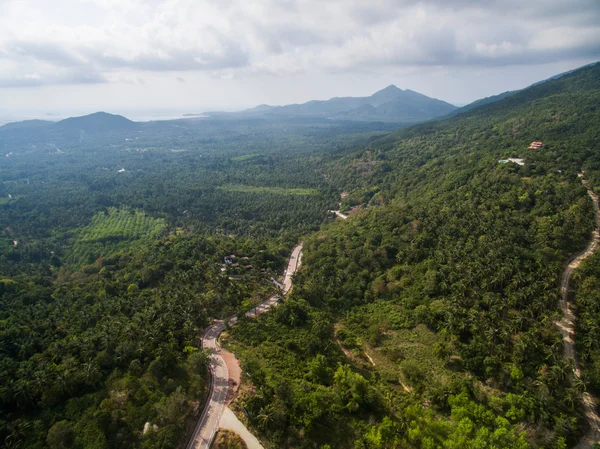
[
  {"xmin": 67, "ymin": 207, "xmax": 167, "ymax": 266},
  {"xmin": 218, "ymin": 184, "xmax": 319, "ymax": 195}
]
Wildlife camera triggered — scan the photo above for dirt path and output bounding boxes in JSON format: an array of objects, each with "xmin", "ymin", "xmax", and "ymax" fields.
[
  {"xmin": 330, "ymin": 210, "xmax": 348, "ymax": 220},
  {"xmin": 328, "ymin": 201, "xmax": 349, "ymax": 220},
  {"xmin": 220, "ymin": 348, "xmax": 241, "ymax": 405},
  {"xmin": 557, "ymin": 176, "xmax": 600, "ymax": 448}
]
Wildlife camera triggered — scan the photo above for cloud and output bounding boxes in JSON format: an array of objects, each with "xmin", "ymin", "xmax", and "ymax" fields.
[
  {"xmin": 0, "ymin": 61, "xmax": 107, "ymax": 88},
  {"xmin": 0, "ymin": 0, "xmax": 598, "ymax": 87}
]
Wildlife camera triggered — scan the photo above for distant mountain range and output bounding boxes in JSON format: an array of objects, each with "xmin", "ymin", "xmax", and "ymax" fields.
[
  {"xmin": 206, "ymin": 85, "xmax": 457, "ymax": 123},
  {"xmin": 0, "ymin": 86, "xmax": 458, "ymax": 138},
  {"xmin": 3, "ymin": 62, "xmax": 597, "ymax": 137}
]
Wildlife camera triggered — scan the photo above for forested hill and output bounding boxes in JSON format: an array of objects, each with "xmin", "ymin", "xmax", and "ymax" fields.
[
  {"xmin": 54, "ymin": 112, "xmax": 138, "ymax": 133},
  {"xmin": 443, "ymin": 61, "xmax": 599, "ymax": 120},
  {"xmin": 224, "ymin": 63, "xmax": 600, "ymax": 448}
]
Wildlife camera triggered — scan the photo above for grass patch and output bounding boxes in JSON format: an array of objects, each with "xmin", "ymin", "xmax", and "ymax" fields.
[
  {"xmin": 339, "ymin": 301, "xmax": 467, "ymax": 393},
  {"xmin": 218, "ymin": 184, "xmax": 319, "ymax": 195},
  {"xmin": 0, "ymin": 196, "xmax": 18, "ymax": 205}
]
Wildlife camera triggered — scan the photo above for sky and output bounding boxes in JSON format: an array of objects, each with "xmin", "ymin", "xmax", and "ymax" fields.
[{"xmin": 0, "ymin": 0, "xmax": 599, "ymax": 119}]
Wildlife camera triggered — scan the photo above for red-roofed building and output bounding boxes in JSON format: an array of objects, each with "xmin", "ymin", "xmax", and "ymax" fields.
[{"xmin": 529, "ymin": 141, "xmax": 544, "ymax": 150}]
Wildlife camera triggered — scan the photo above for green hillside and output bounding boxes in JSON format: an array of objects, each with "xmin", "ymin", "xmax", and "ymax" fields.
[{"xmin": 225, "ymin": 64, "xmax": 600, "ymax": 448}]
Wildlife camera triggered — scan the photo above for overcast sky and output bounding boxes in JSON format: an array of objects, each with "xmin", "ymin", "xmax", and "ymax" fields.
[{"xmin": 1, "ymin": 0, "xmax": 599, "ymax": 118}]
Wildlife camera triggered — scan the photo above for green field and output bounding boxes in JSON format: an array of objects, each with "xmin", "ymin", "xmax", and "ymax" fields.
[
  {"xmin": 231, "ymin": 153, "xmax": 264, "ymax": 162},
  {"xmin": 218, "ymin": 184, "xmax": 319, "ymax": 195},
  {"xmin": 0, "ymin": 196, "xmax": 17, "ymax": 205},
  {"xmin": 68, "ymin": 208, "xmax": 167, "ymax": 265}
]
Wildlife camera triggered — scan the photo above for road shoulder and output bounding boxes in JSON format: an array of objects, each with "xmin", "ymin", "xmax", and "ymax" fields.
[{"xmin": 220, "ymin": 407, "xmax": 265, "ymax": 449}]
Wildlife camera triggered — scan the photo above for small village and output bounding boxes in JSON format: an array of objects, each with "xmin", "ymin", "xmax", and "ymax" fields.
[{"xmin": 221, "ymin": 254, "xmax": 259, "ymax": 280}]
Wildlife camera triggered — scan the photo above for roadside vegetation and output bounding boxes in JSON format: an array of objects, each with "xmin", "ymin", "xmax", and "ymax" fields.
[
  {"xmin": 0, "ymin": 234, "xmax": 283, "ymax": 449},
  {"xmin": 572, "ymin": 252, "xmax": 600, "ymax": 398},
  {"xmin": 211, "ymin": 430, "xmax": 248, "ymax": 449}
]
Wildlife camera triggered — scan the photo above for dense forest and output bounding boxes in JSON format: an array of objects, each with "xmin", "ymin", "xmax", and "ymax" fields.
[{"xmin": 2, "ymin": 63, "xmax": 600, "ymax": 449}]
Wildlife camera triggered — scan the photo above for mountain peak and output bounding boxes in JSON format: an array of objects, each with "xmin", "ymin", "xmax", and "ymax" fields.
[
  {"xmin": 378, "ymin": 84, "xmax": 402, "ymax": 93},
  {"xmin": 369, "ymin": 84, "xmax": 404, "ymax": 106}
]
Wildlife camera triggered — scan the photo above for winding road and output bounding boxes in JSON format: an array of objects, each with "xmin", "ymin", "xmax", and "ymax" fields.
[
  {"xmin": 185, "ymin": 244, "xmax": 303, "ymax": 449},
  {"xmin": 557, "ymin": 176, "xmax": 600, "ymax": 448}
]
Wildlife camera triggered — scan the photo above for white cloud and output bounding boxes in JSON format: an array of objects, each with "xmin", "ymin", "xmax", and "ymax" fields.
[{"xmin": 0, "ymin": 0, "xmax": 598, "ymax": 89}]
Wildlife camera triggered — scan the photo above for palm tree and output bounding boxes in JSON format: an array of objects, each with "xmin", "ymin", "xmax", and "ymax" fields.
[
  {"xmin": 257, "ymin": 406, "xmax": 274, "ymax": 430},
  {"xmin": 82, "ymin": 362, "xmax": 101, "ymax": 388}
]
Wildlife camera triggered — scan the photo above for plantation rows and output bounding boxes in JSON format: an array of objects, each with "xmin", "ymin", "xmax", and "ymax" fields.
[{"xmin": 68, "ymin": 208, "xmax": 167, "ymax": 266}]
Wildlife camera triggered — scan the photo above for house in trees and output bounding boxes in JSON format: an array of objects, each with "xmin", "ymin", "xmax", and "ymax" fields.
[{"xmin": 528, "ymin": 141, "xmax": 544, "ymax": 149}]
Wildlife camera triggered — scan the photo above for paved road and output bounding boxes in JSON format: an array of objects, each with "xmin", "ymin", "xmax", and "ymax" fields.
[
  {"xmin": 282, "ymin": 243, "xmax": 302, "ymax": 293},
  {"xmin": 557, "ymin": 175, "xmax": 600, "ymax": 448},
  {"xmin": 186, "ymin": 243, "xmax": 303, "ymax": 449}
]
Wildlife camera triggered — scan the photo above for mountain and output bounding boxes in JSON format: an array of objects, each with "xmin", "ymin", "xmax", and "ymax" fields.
[
  {"xmin": 341, "ymin": 88, "xmax": 457, "ymax": 122},
  {"xmin": 0, "ymin": 112, "xmax": 137, "ymax": 135},
  {"xmin": 207, "ymin": 85, "xmax": 457, "ymax": 123},
  {"xmin": 0, "ymin": 119, "xmax": 53, "ymax": 130},
  {"xmin": 55, "ymin": 112, "xmax": 138, "ymax": 133},
  {"xmin": 368, "ymin": 84, "xmax": 405, "ymax": 106},
  {"xmin": 0, "ymin": 112, "xmax": 140, "ymax": 149}
]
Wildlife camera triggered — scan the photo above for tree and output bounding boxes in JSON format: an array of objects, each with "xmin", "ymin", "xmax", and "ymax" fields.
[{"xmin": 47, "ymin": 421, "xmax": 74, "ymax": 449}]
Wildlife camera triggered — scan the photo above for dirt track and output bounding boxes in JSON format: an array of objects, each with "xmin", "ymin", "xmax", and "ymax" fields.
[{"xmin": 557, "ymin": 176, "xmax": 600, "ymax": 448}]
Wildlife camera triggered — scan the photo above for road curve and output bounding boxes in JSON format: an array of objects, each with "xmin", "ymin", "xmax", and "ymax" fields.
[
  {"xmin": 185, "ymin": 243, "xmax": 303, "ymax": 449},
  {"xmin": 557, "ymin": 176, "xmax": 600, "ymax": 448}
]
